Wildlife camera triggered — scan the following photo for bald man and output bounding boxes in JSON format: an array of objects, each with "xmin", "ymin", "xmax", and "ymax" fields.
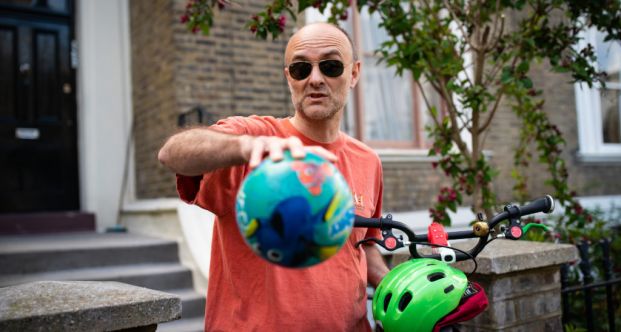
[{"xmin": 159, "ymin": 23, "xmax": 389, "ymax": 331}]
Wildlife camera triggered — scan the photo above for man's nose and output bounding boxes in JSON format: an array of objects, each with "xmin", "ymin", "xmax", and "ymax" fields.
[{"xmin": 308, "ymin": 64, "xmax": 325, "ymax": 86}]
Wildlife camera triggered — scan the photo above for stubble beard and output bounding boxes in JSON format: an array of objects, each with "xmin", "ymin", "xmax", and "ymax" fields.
[{"xmin": 294, "ymin": 95, "xmax": 344, "ymax": 122}]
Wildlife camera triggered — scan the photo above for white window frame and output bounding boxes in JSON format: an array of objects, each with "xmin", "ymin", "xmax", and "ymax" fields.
[
  {"xmin": 574, "ymin": 28, "xmax": 621, "ymax": 162},
  {"xmin": 306, "ymin": 7, "xmax": 438, "ymax": 150},
  {"xmin": 304, "ymin": 5, "xmax": 473, "ymax": 161}
]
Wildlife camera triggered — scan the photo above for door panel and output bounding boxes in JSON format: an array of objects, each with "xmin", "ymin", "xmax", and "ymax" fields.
[
  {"xmin": 0, "ymin": 13, "xmax": 78, "ymax": 213},
  {"xmin": 0, "ymin": 25, "xmax": 16, "ymax": 120}
]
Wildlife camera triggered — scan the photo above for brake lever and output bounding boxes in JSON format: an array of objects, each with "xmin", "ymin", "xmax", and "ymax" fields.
[
  {"xmin": 355, "ymin": 229, "xmax": 405, "ymax": 251},
  {"xmin": 503, "ymin": 215, "xmax": 551, "ymax": 240},
  {"xmin": 522, "ymin": 223, "xmax": 550, "ymax": 234},
  {"xmin": 504, "ymin": 216, "xmax": 524, "ymax": 240}
]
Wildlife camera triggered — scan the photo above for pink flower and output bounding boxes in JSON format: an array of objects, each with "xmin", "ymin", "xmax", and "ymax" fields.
[
  {"xmin": 339, "ymin": 11, "xmax": 348, "ymax": 20},
  {"xmin": 250, "ymin": 24, "xmax": 257, "ymax": 33},
  {"xmin": 192, "ymin": 26, "xmax": 200, "ymax": 33},
  {"xmin": 277, "ymin": 15, "xmax": 286, "ymax": 32},
  {"xmin": 180, "ymin": 14, "xmax": 189, "ymax": 23}
]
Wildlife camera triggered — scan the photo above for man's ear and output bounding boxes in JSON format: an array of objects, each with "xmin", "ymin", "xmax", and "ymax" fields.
[
  {"xmin": 284, "ymin": 67, "xmax": 293, "ymax": 90},
  {"xmin": 350, "ymin": 60, "xmax": 361, "ymax": 89}
]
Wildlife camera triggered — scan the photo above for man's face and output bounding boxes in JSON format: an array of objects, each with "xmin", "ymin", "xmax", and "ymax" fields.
[{"xmin": 284, "ymin": 24, "xmax": 360, "ymax": 122}]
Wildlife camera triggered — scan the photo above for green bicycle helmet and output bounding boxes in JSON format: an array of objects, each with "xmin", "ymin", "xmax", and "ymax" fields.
[{"xmin": 372, "ymin": 258, "xmax": 469, "ymax": 332}]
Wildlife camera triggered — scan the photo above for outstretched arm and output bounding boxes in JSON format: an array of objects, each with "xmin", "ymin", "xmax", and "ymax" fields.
[{"xmin": 158, "ymin": 127, "xmax": 337, "ymax": 176}]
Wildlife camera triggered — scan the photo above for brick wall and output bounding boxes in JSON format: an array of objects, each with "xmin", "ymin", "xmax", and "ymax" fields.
[
  {"xmin": 130, "ymin": 3, "xmax": 621, "ymax": 213},
  {"xmin": 130, "ymin": 0, "xmax": 294, "ymax": 198},
  {"xmin": 130, "ymin": 0, "xmax": 177, "ymax": 199},
  {"xmin": 381, "ymin": 160, "xmax": 451, "ymax": 211}
]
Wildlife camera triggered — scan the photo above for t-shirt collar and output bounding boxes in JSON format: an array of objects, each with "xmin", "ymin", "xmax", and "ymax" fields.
[{"xmin": 282, "ymin": 117, "xmax": 345, "ymax": 151}]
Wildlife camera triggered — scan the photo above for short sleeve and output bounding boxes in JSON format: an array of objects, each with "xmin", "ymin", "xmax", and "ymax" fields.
[{"xmin": 175, "ymin": 117, "xmax": 254, "ymax": 217}]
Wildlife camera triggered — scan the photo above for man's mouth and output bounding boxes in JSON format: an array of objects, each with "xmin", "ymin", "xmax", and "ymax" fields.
[{"xmin": 307, "ymin": 93, "xmax": 327, "ymax": 99}]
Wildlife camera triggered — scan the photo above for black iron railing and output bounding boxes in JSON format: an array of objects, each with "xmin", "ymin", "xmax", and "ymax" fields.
[{"xmin": 561, "ymin": 239, "xmax": 620, "ymax": 332}]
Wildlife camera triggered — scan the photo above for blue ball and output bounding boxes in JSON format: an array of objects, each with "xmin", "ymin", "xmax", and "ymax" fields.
[{"xmin": 235, "ymin": 151, "xmax": 354, "ymax": 268}]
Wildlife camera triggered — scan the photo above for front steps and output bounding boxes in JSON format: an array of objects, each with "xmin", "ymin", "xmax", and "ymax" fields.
[{"xmin": 0, "ymin": 232, "xmax": 204, "ymax": 331}]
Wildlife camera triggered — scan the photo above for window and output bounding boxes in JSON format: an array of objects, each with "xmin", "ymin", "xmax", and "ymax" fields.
[
  {"xmin": 306, "ymin": 7, "xmax": 440, "ymax": 150},
  {"xmin": 574, "ymin": 28, "xmax": 621, "ymax": 162}
]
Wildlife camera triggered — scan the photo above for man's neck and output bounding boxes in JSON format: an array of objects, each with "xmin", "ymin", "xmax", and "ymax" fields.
[{"xmin": 290, "ymin": 114, "xmax": 341, "ymax": 143}]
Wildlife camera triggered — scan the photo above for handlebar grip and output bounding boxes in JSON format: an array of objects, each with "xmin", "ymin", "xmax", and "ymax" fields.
[
  {"xmin": 518, "ymin": 195, "xmax": 555, "ymax": 216},
  {"xmin": 354, "ymin": 215, "xmax": 381, "ymax": 228}
]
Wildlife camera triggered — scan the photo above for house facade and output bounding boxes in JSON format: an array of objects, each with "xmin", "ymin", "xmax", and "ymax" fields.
[{"xmin": 1, "ymin": 0, "xmax": 620, "ymax": 286}]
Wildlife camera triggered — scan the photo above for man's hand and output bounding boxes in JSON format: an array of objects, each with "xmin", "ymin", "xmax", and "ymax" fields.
[
  {"xmin": 240, "ymin": 135, "xmax": 338, "ymax": 169},
  {"xmin": 363, "ymin": 244, "xmax": 390, "ymax": 288}
]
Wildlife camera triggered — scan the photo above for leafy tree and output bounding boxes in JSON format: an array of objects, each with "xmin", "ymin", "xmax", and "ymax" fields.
[{"xmin": 181, "ymin": 0, "xmax": 621, "ymax": 235}]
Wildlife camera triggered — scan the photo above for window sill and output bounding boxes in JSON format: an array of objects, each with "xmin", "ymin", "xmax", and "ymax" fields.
[
  {"xmin": 376, "ymin": 149, "xmax": 439, "ymax": 163},
  {"xmin": 376, "ymin": 149, "xmax": 494, "ymax": 163},
  {"xmin": 576, "ymin": 152, "xmax": 621, "ymax": 163}
]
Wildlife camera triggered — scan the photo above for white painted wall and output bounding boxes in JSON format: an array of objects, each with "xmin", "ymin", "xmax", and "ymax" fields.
[{"xmin": 76, "ymin": 0, "xmax": 133, "ymax": 231}]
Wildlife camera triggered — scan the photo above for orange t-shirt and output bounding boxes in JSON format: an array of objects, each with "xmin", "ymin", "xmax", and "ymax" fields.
[{"xmin": 177, "ymin": 116, "xmax": 384, "ymax": 331}]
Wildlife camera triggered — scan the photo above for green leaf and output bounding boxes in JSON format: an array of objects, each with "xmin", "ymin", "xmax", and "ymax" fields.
[
  {"xmin": 429, "ymin": 106, "xmax": 438, "ymax": 118},
  {"xmin": 517, "ymin": 61, "xmax": 530, "ymax": 74},
  {"xmin": 501, "ymin": 67, "xmax": 514, "ymax": 84},
  {"xmin": 521, "ymin": 77, "xmax": 533, "ymax": 89},
  {"xmin": 448, "ymin": 201, "xmax": 457, "ymax": 213}
]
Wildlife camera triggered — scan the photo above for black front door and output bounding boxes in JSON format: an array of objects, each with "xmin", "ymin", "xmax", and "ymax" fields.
[{"xmin": 0, "ymin": 1, "xmax": 78, "ymax": 213}]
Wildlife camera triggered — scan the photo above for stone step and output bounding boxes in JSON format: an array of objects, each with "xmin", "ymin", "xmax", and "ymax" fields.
[
  {"xmin": 0, "ymin": 263, "xmax": 194, "ymax": 291},
  {"xmin": 157, "ymin": 317, "xmax": 204, "ymax": 332},
  {"xmin": 173, "ymin": 288, "xmax": 206, "ymax": 319},
  {"xmin": 0, "ymin": 232, "xmax": 179, "ymax": 275},
  {"xmin": 0, "ymin": 231, "xmax": 207, "ymax": 327}
]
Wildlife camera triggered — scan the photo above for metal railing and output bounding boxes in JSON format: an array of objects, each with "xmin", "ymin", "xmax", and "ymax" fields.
[{"xmin": 561, "ymin": 239, "xmax": 620, "ymax": 332}]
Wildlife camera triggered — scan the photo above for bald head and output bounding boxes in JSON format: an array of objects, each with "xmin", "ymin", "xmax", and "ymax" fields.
[{"xmin": 285, "ymin": 23, "xmax": 357, "ymax": 64}]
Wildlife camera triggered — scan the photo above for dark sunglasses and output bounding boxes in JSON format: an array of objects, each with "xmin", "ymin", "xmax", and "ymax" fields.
[{"xmin": 288, "ymin": 60, "xmax": 346, "ymax": 80}]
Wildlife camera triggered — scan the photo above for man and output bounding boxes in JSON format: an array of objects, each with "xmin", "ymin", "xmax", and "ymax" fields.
[{"xmin": 158, "ymin": 22, "xmax": 389, "ymax": 331}]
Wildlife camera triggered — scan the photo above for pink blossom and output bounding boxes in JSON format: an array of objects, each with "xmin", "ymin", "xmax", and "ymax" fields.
[
  {"xmin": 277, "ymin": 15, "xmax": 286, "ymax": 32},
  {"xmin": 180, "ymin": 14, "xmax": 189, "ymax": 23}
]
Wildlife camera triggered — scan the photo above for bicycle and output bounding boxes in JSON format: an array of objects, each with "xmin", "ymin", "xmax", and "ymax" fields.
[{"xmin": 353, "ymin": 195, "xmax": 555, "ymax": 332}]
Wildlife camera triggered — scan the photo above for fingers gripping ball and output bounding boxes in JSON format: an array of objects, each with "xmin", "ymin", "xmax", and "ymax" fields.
[{"xmin": 235, "ymin": 151, "xmax": 354, "ymax": 268}]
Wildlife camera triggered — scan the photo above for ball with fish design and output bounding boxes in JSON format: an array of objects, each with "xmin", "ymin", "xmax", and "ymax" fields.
[{"xmin": 235, "ymin": 150, "xmax": 354, "ymax": 268}]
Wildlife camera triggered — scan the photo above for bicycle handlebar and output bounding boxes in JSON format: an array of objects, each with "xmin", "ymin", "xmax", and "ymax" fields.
[{"xmin": 354, "ymin": 195, "xmax": 555, "ymax": 262}]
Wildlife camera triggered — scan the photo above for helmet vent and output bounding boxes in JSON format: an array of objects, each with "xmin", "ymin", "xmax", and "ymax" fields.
[
  {"xmin": 383, "ymin": 293, "xmax": 392, "ymax": 312},
  {"xmin": 444, "ymin": 285, "xmax": 455, "ymax": 294},
  {"xmin": 427, "ymin": 272, "xmax": 446, "ymax": 282},
  {"xmin": 398, "ymin": 292, "xmax": 412, "ymax": 312}
]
